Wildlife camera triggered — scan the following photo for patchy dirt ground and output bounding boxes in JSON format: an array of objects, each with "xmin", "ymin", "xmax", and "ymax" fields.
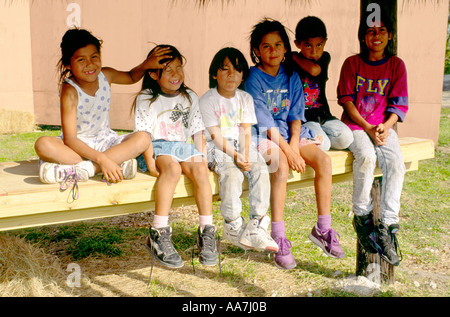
[{"xmin": 2, "ymin": 208, "xmax": 448, "ymax": 298}]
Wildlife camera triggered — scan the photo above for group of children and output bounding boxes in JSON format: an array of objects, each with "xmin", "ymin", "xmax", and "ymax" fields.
[{"xmin": 34, "ymin": 11, "xmax": 407, "ymax": 270}]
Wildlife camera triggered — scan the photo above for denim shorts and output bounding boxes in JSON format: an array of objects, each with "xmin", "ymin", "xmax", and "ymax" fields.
[{"xmin": 137, "ymin": 139, "xmax": 204, "ymax": 172}]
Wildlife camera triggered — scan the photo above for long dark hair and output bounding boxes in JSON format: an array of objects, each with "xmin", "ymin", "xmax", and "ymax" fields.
[
  {"xmin": 358, "ymin": 9, "xmax": 395, "ymax": 59},
  {"xmin": 249, "ymin": 18, "xmax": 294, "ymax": 75},
  {"xmin": 57, "ymin": 28, "xmax": 103, "ymax": 89},
  {"xmin": 208, "ymin": 47, "xmax": 249, "ymax": 89},
  {"xmin": 131, "ymin": 45, "xmax": 192, "ymax": 114}
]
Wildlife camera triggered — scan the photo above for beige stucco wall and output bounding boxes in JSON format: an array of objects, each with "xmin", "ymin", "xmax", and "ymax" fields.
[
  {"xmin": 397, "ymin": 0, "xmax": 448, "ymax": 144},
  {"xmin": 3, "ymin": 0, "xmax": 447, "ymax": 143},
  {"xmin": 0, "ymin": 1, "xmax": 35, "ymax": 134},
  {"xmin": 29, "ymin": 0, "xmax": 362, "ymax": 131}
]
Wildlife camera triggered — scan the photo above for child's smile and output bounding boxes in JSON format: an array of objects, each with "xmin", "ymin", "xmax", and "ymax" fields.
[
  {"xmin": 69, "ymin": 44, "xmax": 102, "ymax": 86},
  {"xmin": 169, "ymin": 79, "xmax": 181, "ymax": 86},
  {"xmin": 85, "ymin": 69, "xmax": 97, "ymax": 76},
  {"xmin": 364, "ymin": 22, "xmax": 392, "ymax": 61},
  {"xmin": 154, "ymin": 58, "xmax": 184, "ymax": 95}
]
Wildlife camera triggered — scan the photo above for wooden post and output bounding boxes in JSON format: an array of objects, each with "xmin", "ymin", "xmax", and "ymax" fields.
[{"xmin": 355, "ymin": 176, "xmax": 395, "ymax": 284}]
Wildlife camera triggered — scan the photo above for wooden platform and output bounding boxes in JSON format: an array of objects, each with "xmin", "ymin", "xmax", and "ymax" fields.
[{"xmin": 0, "ymin": 137, "xmax": 435, "ymax": 232}]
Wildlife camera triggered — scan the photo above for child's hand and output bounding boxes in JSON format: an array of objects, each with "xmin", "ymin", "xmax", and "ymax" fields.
[
  {"xmin": 376, "ymin": 123, "xmax": 390, "ymax": 141},
  {"xmin": 98, "ymin": 156, "xmax": 124, "ymax": 183},
  {"xmin": 144, "ymin": 46, "xmax": 173, "ymax": 70},
  {"xmin": 235, "ymin": 152, "xmax": 252, "ymax": 172},
  {"xmin": 366, "ymin": 125, "xmax": 386, "ymax": 146},
  {"xmin": 286, "ymin": 146, "xmax": 306, "ymax": 173}
]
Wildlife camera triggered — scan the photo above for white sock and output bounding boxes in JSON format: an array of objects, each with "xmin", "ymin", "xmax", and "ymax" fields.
[
  {"xmin": 153, "ymin": 215, "xmax": 169, "ymax": 229},
  {"xmin": 199, "ymin": 215, "xmax": 213, "ymax": 230}
]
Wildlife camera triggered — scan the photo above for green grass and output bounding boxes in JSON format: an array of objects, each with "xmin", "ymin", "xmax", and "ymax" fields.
[
  {"xmin": 1, "ymin": 111, "xmax": 448, "ymax": 297},
  {"xmin": 0, "ymin": 126, "xmax": 60, "ymax": 162},
  {"xmin": 0, "ymin": 125, "xmax": 130, "ymax": 162},
  {"xmin": 17, "ymin": 222, "xmax": 147, "ymax": 260},
  {"xmin": 438, "ymin": 107, "xmax": 450, "ymax": 147}
]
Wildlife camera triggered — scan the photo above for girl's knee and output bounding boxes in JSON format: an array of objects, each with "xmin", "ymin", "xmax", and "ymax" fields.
[
  {"xmin": 133, "ymin": 131, "xmax": 152, "ymax": 152},
  {"xmin": 35, "ymin": 136, "xmax": 51, "ymax": 150},
  {"xmin": 271, "ymin": 160, "xmax": 289, "ymax": 183},
  {"xmin": 160, "ymin": 161, "xmax": 182, "ymax": 180},
  {"xmin": 34, "ymin": 136, "xmax": 61, "ymax": 157},
  {"xmin": 264, "ymin": 149, "xmax": 287, "ymax": 175},
  {"xmin": 193, "ymin": 162, "xmax": 210, "ymax": 179},
  {"xmin": 185, "ymin": 160, "xmax": 211, "ymax": 184},
  {"xmin": 315, "ymin": 151, "xmax": 332, "ymax": 175}
]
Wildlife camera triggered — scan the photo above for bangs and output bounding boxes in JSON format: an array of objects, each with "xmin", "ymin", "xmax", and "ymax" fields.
[
  {"xmin": 208, "ymin": 47, "xmax": 249, "ymax": 88},
  {"xmin": 220, "ymin": 54, "xmax": 246, "ymax": 74}
]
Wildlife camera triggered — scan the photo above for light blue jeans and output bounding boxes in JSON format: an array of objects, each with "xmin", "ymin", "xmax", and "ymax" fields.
[
  {"xmin": 207, "ymin": 140, "xmax": 270, "ymax": 222},
  {"xmin": 349, "ymin": 129, "xmax": 406, "ymax": 225},
  {"xmin": 303, "ymin": 119, "xmax": 354, "ymax": 151}
]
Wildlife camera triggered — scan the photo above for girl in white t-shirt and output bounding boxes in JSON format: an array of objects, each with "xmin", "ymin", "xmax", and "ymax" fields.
[
  {"xmin": 132, "ymin": 45, "xmax": 217, "ymax": 269},
  {"xmin": 199, "ymin": 47, "xmax": 278, "ymax": 254}
]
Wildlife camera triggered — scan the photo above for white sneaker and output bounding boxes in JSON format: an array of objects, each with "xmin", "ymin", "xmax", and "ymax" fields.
[
  {"xmin": 121, "ymin": 158, "xmax": 137, "ymax": 179},
  {"xmin": 39, "ymin": 162, "xmax": 92, "ymax": 184},
  {"xmin": 223, "ymin": 217, "xmax": 250, "ymax": 250},
  {"xmin": 240, "ymin": 215, "xmax": 279, "ymax": 253},
  {"xmin": 75, "ymin": 160, "xmax": 95, "ymax": 178}
]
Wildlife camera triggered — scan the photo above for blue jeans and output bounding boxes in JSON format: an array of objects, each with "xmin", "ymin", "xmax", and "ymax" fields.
[
  {"xmin": 207, "ymin": 140, "xmax": 270, "ymax": 222},
  {"xmin": 303, "ymin": 119, "xmax": 354, "ymax": 151},
  {"xmin": 349, "ymin": 129, "xmax": 405, "ymax": 225}
]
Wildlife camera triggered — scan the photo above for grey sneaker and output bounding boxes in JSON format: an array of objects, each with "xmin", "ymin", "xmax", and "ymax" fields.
[
  {"xmin": 240, "ymin": 215, "xmax": 279, "ymax": 253},
  {"xmin": 121, "ymin": 158, "xmax": 137, "ymax": 179},
  {"xmin": 223, "ymin": 217, "xmax": 249, "ymax": 250},
  {"xmin": 197, "ymin": 224, "xmax": 218, "ymax": 266},
  {"xmin": 145, "ymin": 226, "xmax": 184, "ymax": 268}
]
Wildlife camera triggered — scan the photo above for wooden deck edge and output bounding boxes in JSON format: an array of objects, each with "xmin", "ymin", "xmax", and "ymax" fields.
[{"xmin": 0, "ymin": 138, "xmax": 435, "ymax": 232}]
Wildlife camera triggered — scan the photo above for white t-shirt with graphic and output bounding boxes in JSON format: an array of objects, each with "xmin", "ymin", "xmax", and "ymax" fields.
[
  {"xmin": 199, "ymin": 88, "xmax": 257, "ymax": 141},
  {"xmin": 134, "ymin": 89, "xmax": 204, "ymax": 142}
]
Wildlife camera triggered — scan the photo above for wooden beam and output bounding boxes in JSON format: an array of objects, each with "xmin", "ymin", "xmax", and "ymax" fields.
[{"xmin": 0, "ymin": 138, "xmax": 435, "ymax": 232}]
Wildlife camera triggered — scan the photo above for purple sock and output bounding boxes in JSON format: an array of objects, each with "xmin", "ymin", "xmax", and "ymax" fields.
[
  {"xmin": 317, "ymin": 215, "xmax": 331, "ymax": 231},
  {"xmin": 271, "ymin": 220, "xmax": 286, "ymax": 238}
]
